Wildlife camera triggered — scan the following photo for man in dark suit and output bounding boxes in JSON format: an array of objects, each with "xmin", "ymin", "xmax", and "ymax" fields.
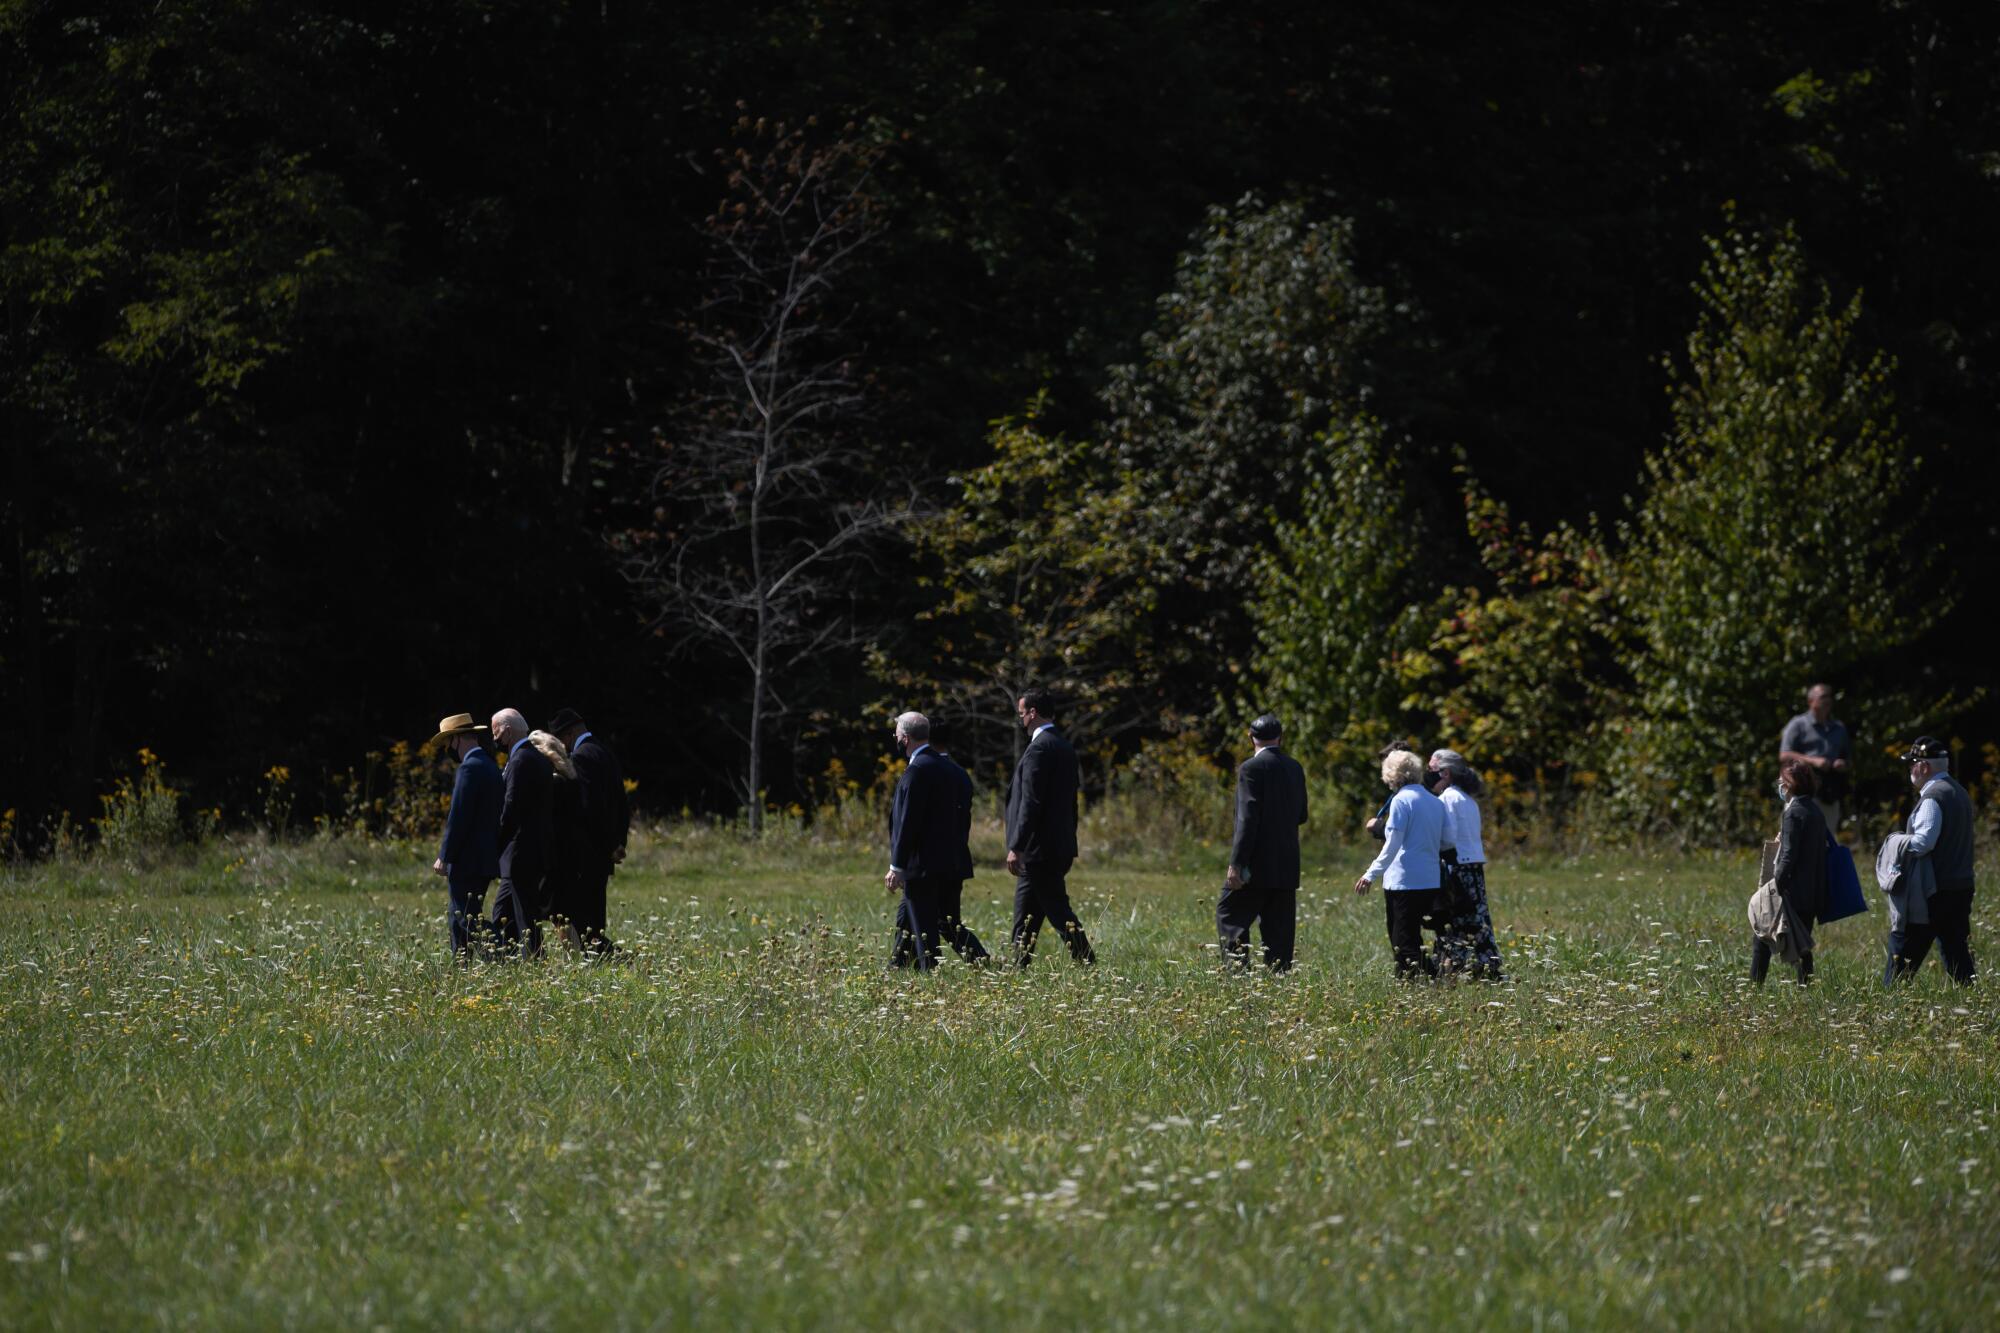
[
  {"xmin": 1218, "ymin": 713, "xmax": 1310, "ymax": 971},
  {"xmin": 1004, "ymin": 687, "xmax": 1094, "ymax": 966},
  {"xmin": 490, "ymin": 707, "xmax": 553, "ymax": 959},
  {"xmin": 547, "ymin": 707, "xmax": 628, "ymax": 957},
  {"xmin": 431, "ymin": 713, "xmax": 501, "ymax": 960},
  {"xmin": 936, "ymin": 740, "xmax": 991, "ymax": 964},
  {"xmin": 885, "ymin": 712, "xmax": 991, "ymax": 969}
]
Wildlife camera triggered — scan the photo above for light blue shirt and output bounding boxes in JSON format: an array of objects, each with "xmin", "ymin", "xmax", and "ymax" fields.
[
  {"xmin": 1908, "ymin": 788, "xmax": 1943, "ymax": 856},
  {"xmin": 1365, "ymin": 784, "xmax": 1446, "ymax": 890},
  {"xmin": 509, "ymin": 736, "xmax": 532, "ymax": 762},
  {"xmin": 573, "ymin": 730, "xmax": 593, "ymax": 752}
]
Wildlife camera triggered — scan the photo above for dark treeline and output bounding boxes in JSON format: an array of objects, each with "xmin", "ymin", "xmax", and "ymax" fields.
[{"xmin": 4, "ymin": 1, "xmax": 1997, "ymax": 842}]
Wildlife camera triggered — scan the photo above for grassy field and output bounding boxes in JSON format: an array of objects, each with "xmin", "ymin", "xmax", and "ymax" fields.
[{"xmin": 2, "ymin": 834, "xmax": 1996, "ymax": 1329}]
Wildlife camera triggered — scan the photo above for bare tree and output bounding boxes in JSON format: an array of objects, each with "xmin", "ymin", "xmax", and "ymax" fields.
[{"xmin": 619, "ymin": 118, "xmax": 903, "ymax": 834}]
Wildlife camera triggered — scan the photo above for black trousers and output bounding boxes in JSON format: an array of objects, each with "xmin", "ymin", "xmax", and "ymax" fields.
[
  {"xmin": 937, "ymin": 879, "xmax": 991, "ymax": 963},
  {"xmin": 1885, "ymin": 887, "xmax": 1977, "ymax": 986},
  {"xmin": 447, "ymin": 874, "xmax": 490, "ymax": 959},
  {"xmin": 890, "ymin": 877, "xmax": 943, "ymax": 970},
  {"xmin": 570, "ymin": 863, "xmax": 614, "ymax": 953},
  {"xmin": 1751, "ymin": 910, "xmax": 1816, "ymax": 984},
  {"xmin": 1012, "ymin": 864, "xmax": 1094, "ymax": 966},
  {"xmin": 891, "ymin": 878, "xmax": 993, "ymax": 969},
  {"xmin": 491, "ymin": 873, "xmax": 543, "ymax": 959},
  {"xmin": 1383, "ymin": 888, "xmax": 1444, "ymax": 979},
  {"xmin": 1216, "ymin": 879, "xmax": 1297, "ymax": 972}
]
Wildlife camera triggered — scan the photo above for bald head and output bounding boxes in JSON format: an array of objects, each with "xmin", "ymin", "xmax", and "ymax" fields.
[{"xmin": 491, "ymin": 708, "xmax": 529, "ymax": 747}]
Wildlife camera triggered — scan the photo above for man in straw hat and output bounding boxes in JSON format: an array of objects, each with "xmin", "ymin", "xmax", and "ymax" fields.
[{"xmin": 431, "ymin": 713, "xmax": 501, "ymax": 959}]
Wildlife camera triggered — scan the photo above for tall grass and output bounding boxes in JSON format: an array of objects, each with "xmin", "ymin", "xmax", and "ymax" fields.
[{"xmin": 1, "ymin": 842, "xmax": 1994, "ymax": 1328}]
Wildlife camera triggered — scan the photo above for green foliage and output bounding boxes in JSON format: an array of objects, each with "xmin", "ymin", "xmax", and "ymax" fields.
[
  {"xmin": 1100, "ymin": 199, "xmax": 1407, "ymax": 711},
  {"xmin": 1253, "ymin": 414, "xmax": 1423, "ymax": 798},
  {"xmin": 1609, "ymin": 221, "xmax": 1955, "ymax": 837},
  {"xmin": 879, "ymin": 394, "xmax": 1165, "ymax": 777},
  {"xmin": 93, "ymin": 748, "xmax": 195, "ymax": 861},
  {"xmin": 1394, "ymin": 477, "xmax": 1628, "ymax": 832}
]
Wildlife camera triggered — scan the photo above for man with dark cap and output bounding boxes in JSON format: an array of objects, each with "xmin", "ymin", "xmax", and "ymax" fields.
[
  {"xmin": 430, "ymin": 713, "xmax": 500, "ymax": 959},
  {"xmin": 546, "ymin": 707, "xmax": 628, "ymax": 957},
  {"xmin": 1218, "ymin": 713, "xmax": 1310, "ymax": 971},
  {"xmin": 1886, "ymin": 736, "xmax": 1978, "ymax": 985}
]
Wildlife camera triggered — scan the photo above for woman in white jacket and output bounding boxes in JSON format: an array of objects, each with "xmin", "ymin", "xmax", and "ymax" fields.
[{"xmin": 1427, "ymin": 749, "xmax": 1503, "ymax": 979}]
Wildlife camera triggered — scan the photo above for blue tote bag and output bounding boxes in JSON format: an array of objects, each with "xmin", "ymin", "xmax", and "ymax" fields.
[{"xmin": 1821, "ymin": 829, "xmax": 1868, "ymax": 923}]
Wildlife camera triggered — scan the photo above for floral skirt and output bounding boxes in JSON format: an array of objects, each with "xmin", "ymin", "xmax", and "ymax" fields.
[{"xmin": 1433, "ymin": 857, "xmax": 1503, "ymax": 979}]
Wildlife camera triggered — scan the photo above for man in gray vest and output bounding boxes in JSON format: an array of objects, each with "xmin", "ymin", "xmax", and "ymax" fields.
[{"xmin": 1885, "ymin": 736, "xmax": 1977, "ymax": 985}]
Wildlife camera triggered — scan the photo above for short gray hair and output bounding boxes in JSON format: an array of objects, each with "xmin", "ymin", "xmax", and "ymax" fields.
[
  {"xmin": 1428, "ymin": 748, "xmax": 1486, "ymax": 797},
  {"xmin": 894, "ymin": 711, "xmax": 931, "ymax": 741}
]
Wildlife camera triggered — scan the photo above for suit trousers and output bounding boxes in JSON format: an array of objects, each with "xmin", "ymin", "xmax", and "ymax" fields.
[
  {"xmin": 937, "ymin": 879, "xmax": 991, "ymax": 963},
  {"xmin": 1012, "ymin": 864, "xmax": 1094, "ymax": 966},
  {"xmin": 1751, "ymin": 909, "xmax": 1817, "ymax": 984},
  {"xmin": 1383, "ymin": 888, "xmax": 1444, "ymax": 980},
  {"xmin": 447, "ymin": 874, "xmax": 491, "ymax": 959},
  {"xmin": 890, "ymin": 877, "xmax": 943, "ymax": 971},
  {"xmin": 570, "ymin": 863, "xmax": 613, "ymax": 953},
  {"xmin": 491, "ymin": 873, "xmax": 543, "ymax": 960},
  {"xmin": 1216, "ymin": 879, "xmax": 1297, "ymax": 972},
  {"xmin": 1885, "ymin": 887, "xmax": 1977, "ymax": 986}
]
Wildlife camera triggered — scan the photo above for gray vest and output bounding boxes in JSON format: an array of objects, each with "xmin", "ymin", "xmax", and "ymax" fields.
[{"xmin": 1917, "ymin": 775, "xmax": 1976, "ymax": 892}]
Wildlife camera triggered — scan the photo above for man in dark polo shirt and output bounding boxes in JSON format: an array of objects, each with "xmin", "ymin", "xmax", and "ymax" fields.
[{"xmin": 1780, "ymin": 682, "xmax": 1852, "ymax": 831}]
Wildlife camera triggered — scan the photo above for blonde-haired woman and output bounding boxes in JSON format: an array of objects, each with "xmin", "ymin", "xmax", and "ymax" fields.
[
  {"xmin": 1354, "ymin": 747, "xmax": 1449, "ymax": 979},
  {"xmin": 1427, "ymin": 749, "xmax": 1503, "ymax": 979}
]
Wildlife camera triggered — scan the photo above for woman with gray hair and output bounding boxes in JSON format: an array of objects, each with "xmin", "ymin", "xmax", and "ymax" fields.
[
  {"xmin": 1426, "ymin": 749, "xmax": 1503, "ymax": 979},
  {"xmin": 1354, "ymin": 747, "xmax": 1449, "ymax": 979}
]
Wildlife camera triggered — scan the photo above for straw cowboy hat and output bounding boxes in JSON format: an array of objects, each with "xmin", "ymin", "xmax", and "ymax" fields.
[{"xmin": 429, "ymin": 713, "xmax": 490, "ymax": 746}]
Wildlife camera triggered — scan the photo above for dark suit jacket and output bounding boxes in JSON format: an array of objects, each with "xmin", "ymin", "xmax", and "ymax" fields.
[
  {"xmin": 549, "ymin": 771, "xmax": 589, "ymax": 903},
  {"xmin": 943, "ymin": 750, "xmax": 975, "ymax": 882},
  {"xmin": 571, "ymin": 734, "xmax": 630, "ymax": 866},
  {"xmin": 891, "ymin": 747, "xmax": 971, "ymax": 883},
  {"xmin": 1229, "ymin": 745, "xmax": 1309, "ymax": 891},
  {"xmin": 497, "ymin": 740, "xmax": 555, "ymax": 888},
  {"xmin": 1773, "ymin": 795, "xmax": 1828, "ymax": 920},
  {"xmin": 440, "ymin": 747, "xmax": 502, "ymax": 880},
  {"xmin": 1005, "ymin": 726, "xmax": 1079, "ymax": 869}
]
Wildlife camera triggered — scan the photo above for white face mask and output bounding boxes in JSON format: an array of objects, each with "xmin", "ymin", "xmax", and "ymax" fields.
[{"xmin": 1775, "ymin": 780, "xmax": 1791, "ymax": 802}]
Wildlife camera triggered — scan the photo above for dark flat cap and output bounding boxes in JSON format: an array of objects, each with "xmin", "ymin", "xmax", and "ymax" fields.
[{"xmin": 544, "ymin": 707, "xmax": 586, "ymax": 734}]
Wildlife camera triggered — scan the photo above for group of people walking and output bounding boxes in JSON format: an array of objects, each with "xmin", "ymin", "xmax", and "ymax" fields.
[
  {"xmin": 883, "ymin": 689, "xmax": 1096, "ymax": 971},
  {"xmin": 429, "ymin": 708, "xmax": 629, "ymax": 960},
  {"xmin": 1350, "ymin": 743, "xmax": 1503, "ymax": 981},
  {"xmin": 1749, "ymin": 680, "xmax": 1979, "ymax": 988},
  {"xmin": 424, "ymin": 682, "xmax": 1976, "ymax": 991},
  {"xmin": 882, "ymin": 693, "xmax": 1502, "ymax": 980}
]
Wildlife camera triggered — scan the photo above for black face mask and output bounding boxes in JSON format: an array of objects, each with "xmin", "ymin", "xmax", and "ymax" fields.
[{"xmin": 1424, "ymin": 770, "xmax": 1446, "ymax": 792}]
